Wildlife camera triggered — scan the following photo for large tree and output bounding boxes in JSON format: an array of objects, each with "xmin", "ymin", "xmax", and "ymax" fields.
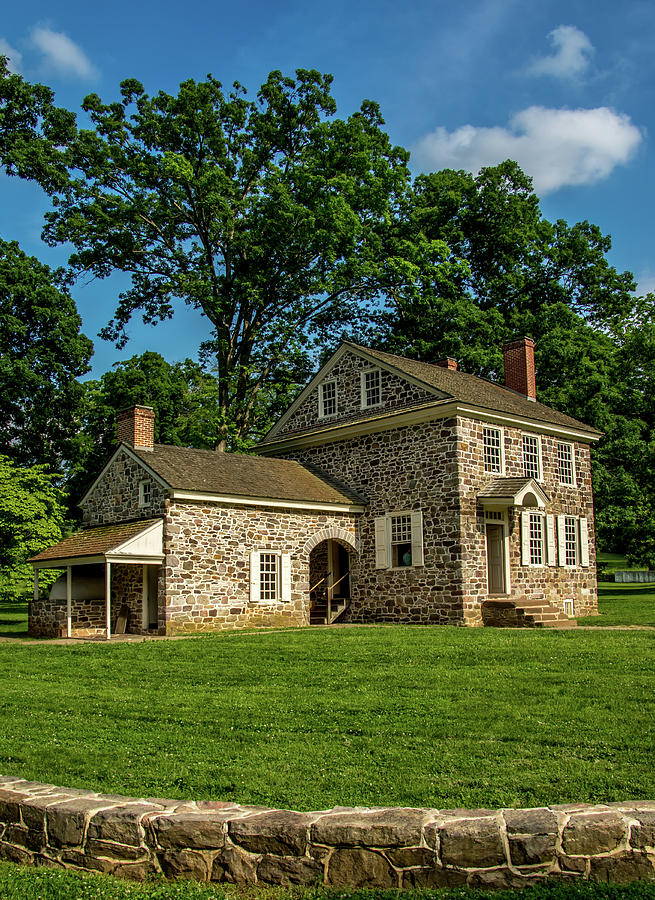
[
  {"xmin": 44, "ymin": 69, "xmax": 455, "ymax": 448},
  {"xmin": 0, "ymin": 238, "xmax": 93, "ymax": 471}
]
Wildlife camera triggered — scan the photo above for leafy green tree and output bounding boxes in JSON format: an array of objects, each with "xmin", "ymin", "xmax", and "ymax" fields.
[
  {"xmin": 0, "ymin": 55, "xmax": 75, "ymax": 190},
  {"xmin": 0, "ymin": 238, "xmax": 93, "ymax": 471},
  {"xmin": 44, "ymin": 69, "xmax": 456, "ymax": 448},
  {"xmin": 0, "ymin": 455, "xmax": 67, "ymax": 601}
]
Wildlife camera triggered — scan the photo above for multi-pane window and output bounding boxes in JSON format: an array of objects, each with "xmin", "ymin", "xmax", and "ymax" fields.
[
  {"xmin": 522, "ymin": 434, "xmax": 541, "ymax": 480},
  {"xmin": 529, "ymin": 513, "xmax": 544, "ymax": 565},
  {"xmin": 390, "ymin": 514, "xmax": 413, "ymax": 567},
  {"xmin": 138, "ymin": 480, "xmax": 152, "ymax": 507},
  {"xmin": 259, "ymin": 553, "xmax": 279, "ymax": 601},
  {"xmin": 362, "ymin": 368, "xmax": 381, "ymax": 408},
  {"xmin": 319, "ymin": 380, "xmax": 337, "ymax": 417},
  {"xmin": 564, "ymin": 516, "xmax": 577, "ymax": 566},
  {"xmin": 557, "ymin": 442, "xmax": 575, "ymax": 485},
  {"xmin": 483, "ymin": 427, "xmax": 503, "ymax": 473}
]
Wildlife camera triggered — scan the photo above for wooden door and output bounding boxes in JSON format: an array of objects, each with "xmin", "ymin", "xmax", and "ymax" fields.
[{"xmin": 486, "ymin": 524, "xmax": 506, "ymax": 594}]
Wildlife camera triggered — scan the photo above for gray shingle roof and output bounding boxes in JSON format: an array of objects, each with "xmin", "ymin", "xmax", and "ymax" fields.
[
  {"xmin": 131, "ymin": 445, "xmax": 365, "ymax": 506},
  {"xmin": 478, "ymin": 477, "xmax": 549, "ymax": 501},
  {"xmin": 30, "ymin": 519, "xmax": 162, "ymax": 563},
  {"xmin": 353, "ymin": 344, "xmax": 601, "ymax": 436}
]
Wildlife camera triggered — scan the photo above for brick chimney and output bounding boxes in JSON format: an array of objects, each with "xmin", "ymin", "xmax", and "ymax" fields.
[
  {"xmin": 435, "ymin": 357, "xmax": 458, "ymax": 371},
  {"xmin": 116, "ymin": 405, "xmax": 155, "ymax": 450},
  {"xmin": 502, "ymin": 337, "xmax": 536, "ymax": 401}
]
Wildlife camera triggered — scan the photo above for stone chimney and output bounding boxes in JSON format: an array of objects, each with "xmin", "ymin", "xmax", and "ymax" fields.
[
  {"xmin": 435, "ymin": 357, "xmax": 458, "ymax": 371},
  {"xmin": 116, "ymin": 405, "xmax": 155, "ymax": 450},
  {"xmin": 502, "ymin": 337, "xmax": 536, "ymax": 401}
]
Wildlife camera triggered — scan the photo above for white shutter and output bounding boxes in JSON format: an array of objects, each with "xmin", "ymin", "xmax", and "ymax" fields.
[
  {"xmin": 557, "ymin": 516, "xmax": 566, "ymax": 567},
  {"xmin": 280, "ymin": 554, "xmax": 292, "ymax": 601},
  {"xmin": 579, "ymin": 518, "xmax": 590, "ymax": 567},
  {"xmin": 410, "ymin": 510, "xmax": 424, "ymax": 566},
  {"xmin": 546, "ymin": 515, "xmax": 556, "ymax": 566},
  {"xmin": 249, "ymin": 551, "xmax": 260, "ymax": 603},
  {"xmin": 374, "ymin": 516, "xmax": 389, "ymax": 569},
  {"xmin": 521, "ymin": 511, "xmax": 531, "ymax": 565}
]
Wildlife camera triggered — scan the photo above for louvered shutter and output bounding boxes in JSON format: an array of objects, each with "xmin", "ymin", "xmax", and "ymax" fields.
[
  {"xmin": 546, "ymin": 515, "xmax": 556, "ymax": 566},
  {"xmin": 579, "ymin": 518, "xmax": 590, "ymax": 567},
  {"xmin": 281, "ymin": 554, "xmax": 292, "ymax": 601},
  {"xmin": 410, "ymin": 510, "xmax": 424, "ymax": 566},
  {"xmin": 374, "ymin": 516, "xmax": 388, "ymax": 569},
  {"xmin": 521, "ymin": 511, "xmax": 531, "ymax": 565},
  {"xmin": 249, "ymin": 551, "xmax": 260, "ymax": 603},
  {"xmin": 557, "ymin": 516, "xmax": 567, "ymax": 567}
]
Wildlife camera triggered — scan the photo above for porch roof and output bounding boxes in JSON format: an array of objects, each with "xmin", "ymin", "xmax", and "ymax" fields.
[
  {"xmin": 478, "ymin": 477, "xmax": 549, "ymax": 507},
  {"xmin": 30, "ymin": 518, "xmax": 164, "ymax": 569}
]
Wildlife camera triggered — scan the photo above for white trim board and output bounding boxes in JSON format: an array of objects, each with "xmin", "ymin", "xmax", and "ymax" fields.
[{"xmin": 170, "ymin": 490, "xmax": 366, "ymax": 514}]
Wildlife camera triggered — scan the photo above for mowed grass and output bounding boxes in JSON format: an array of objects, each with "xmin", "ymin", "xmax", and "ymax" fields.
[
  {"xmin": 3, "ymin": 863, "xmax": 655, "ymax": 900},
  {"xmin": 0, "ymin": 624, "xmax": 654, "ymax": 811},
  {"xmin": 0, "ymin": 601, "xmax": 29, "ymax": 638},
  {"xmin": 578, "ymin": 582, "xmax": 655, "ymax": 627}
]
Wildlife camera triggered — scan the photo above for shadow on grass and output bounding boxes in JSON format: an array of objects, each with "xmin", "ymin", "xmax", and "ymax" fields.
[{"xmin": 0, "ymin": 602, "xmax": 29, "ymax": 638}]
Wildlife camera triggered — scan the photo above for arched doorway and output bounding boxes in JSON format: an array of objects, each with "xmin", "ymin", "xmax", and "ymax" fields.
[{"xmin": 304, "ymin": 528, "xmax": 358, "ymax": 625}]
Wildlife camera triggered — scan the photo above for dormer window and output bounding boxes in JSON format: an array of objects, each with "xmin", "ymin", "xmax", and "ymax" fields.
[
  {"xmin": 318, "ymin": 380, "xmax": 337, "ymax": 418},
  {"xmin": 139, "ymin": 480, "xmax": 152, "ymax": 507},
  {"xmin": 360, "ymin": 368, "xmax": 382, "ymax": 409}
]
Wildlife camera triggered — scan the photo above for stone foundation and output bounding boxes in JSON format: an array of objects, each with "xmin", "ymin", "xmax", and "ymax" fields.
[{"xmin": 1, "ymin": 777, "xmax": 653, "ymax": 888}]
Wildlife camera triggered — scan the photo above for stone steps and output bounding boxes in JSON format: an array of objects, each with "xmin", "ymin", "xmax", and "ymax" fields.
[{"xmin": 483, "ymin": 597, "xmax": 576, "ymax": 629}]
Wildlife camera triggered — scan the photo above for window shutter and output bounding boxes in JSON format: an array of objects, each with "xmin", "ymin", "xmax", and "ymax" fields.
[
  {"xmin": 557, "ymin": 516, "xmax": 566, "ymax": 567},
  {"xmin": 249, "ymin": 552, "xmax": 260, "ymax": 603},
  {"xmin": 374, "ymin": 516, "xmax": 388, "ymax": 569},
  {"xmin": 281, "ymin": 554, "xmax": 292, "ymax": 601},
  {"xmin": 521, "ymin": 511, "xmax": 531, "ymax": 565},
  {"xmin": 579, "ymin": 518, "xmax": 590, "ymax": 567},
  {"xmin": 546, "ymin": 515, "xmax": 556, "ymax": 566},
  {"xmin": 410, "ymin": 510, "xmax": 424, "ymax": 566}
]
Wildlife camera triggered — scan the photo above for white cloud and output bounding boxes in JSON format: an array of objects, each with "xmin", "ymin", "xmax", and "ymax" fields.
[
  {"xmin": 0, "ymin": 38, "xmax": 23, "ymax": 73},
  {"xmin": 528, "ymin": 25, "xmax": 594, "ymax": 80},
  {"xmin": 31, "ymin": 26, "xmax": 98, "ymax": 80},
  {"xmin": 413, "ymin": 106, "xmax": 643, "ymax": 194}
]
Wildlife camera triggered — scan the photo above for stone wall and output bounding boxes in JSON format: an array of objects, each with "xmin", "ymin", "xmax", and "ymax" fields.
[
  {"xmin": 81, "ymin": 448, "xmax": 166, "ymax": 527},
  {"xmin": 283, "ymin": 419, "xmax": 464, "ymax": 625},
  {"xmin": 457, "ymin": 418, "xmax": 598, "ymax": 622},
  {"xmin": 163, "ymin": 502, "xmax": 358, "ymax": 635},
  {"xmin": 276, "ymin": 349, "xmax": 435, "ymax": 438},
  {"xmin": 1, "ymin": 777, "xmax": 653, "ymax": 888}
]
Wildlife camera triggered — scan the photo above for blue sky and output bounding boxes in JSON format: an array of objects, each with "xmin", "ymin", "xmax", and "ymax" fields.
[{"xmin": 1, "ymin": 0, "xmax": 653, "ymax": 376}]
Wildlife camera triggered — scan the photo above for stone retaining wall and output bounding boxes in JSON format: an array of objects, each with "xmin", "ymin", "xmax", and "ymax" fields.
[{"xmin": 1, "ymin": 778, "xmax": 654, "ymax": 888}]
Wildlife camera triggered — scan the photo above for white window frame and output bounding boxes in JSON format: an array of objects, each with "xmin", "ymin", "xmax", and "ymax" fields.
[
  {"xmin": 557, "ymin": 442, "xmax": 576, "ymax": 486},
  {"xmin": 374, "ymin": 510, "xmax": 424, "ymax": 569},
  {"xmin": 522, "ymin": 433, "xmax": 542, "ymax": 481},
  {"xmin": 138, "ymin": 480, "xmax": 152, "ymax": 508},
  {"xmin": 318, "ymin": 379, "xmax": 338, "ymax": 419},
  {"xmin": 483, "ymin": 426, "xmax": 505, "ymax": 475},
  {"xmin": 249, "ymin": 551, "xmax": 291, "ymax": 603},
  {"xmin": 521, "ymin": 510, "xmax": 545, "ymax": 567},
  {"xmin": 360, "ymin": 367, "xmax": 382, "ymax": 409},
  {"xmin": 556, "ymin": 515, "xmax": 590, "ymax": 568}
]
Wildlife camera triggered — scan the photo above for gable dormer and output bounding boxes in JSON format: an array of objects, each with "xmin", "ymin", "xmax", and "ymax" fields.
[{"xmin": 266, "ymin": 344, "xmax": 443, "ymax": 442}]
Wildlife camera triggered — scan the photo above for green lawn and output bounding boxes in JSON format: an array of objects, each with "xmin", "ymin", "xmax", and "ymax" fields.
[
  {"xmin": 0, "ymin": 624, "xmax": 654, "ymax": 811},
  {"xmin": 2, "ymin": 863, "xmax": 655, "ymax": 900},
  {"xmin": 577, "ymin": 582, "xmax": 655, "ymax": 627},
  {"xmin": 0, "ymin": 601, "xmax": 29, "ymax": 638}
]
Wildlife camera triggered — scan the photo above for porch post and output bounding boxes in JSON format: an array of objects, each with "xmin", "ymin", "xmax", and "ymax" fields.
[
  {"xmin": 66, "ymin": 565, "xmax": 72, "ymax": 638},
  {"xmin": 105, "ymin": 561, "xmax": 112, "ymax": 641},
  {"xmin": 33, "ymin": 568, "xmax": 39, "ymax": 604},
  {"xmin": 141, "ymin": 564, "xmax": 148, "ymax": 632}
]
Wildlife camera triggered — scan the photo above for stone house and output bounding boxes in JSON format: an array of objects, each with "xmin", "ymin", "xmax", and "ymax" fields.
[{"xmin": 30, "ymin": 338, "xmax": 601, "ymax": 638}]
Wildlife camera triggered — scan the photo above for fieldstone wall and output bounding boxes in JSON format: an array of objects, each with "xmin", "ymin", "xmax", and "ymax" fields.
[
  {"xmin": 1, "ymin": 778, "xmax": 653, "ymax": 888},
  {"xmin": 283, "ymin": 419, "xmax": 464, "ymax": 625},
  {"xmin": 81, "ymin": 448, "xmax": 166, "ymax": 527},
  {"xmin": 163, "ymin": 502, "xmax": 358, "ymax": 634},
  {"xmin": 276, "ymin": 349, "xmax": 435, "ymax": 438},
  {"xmin": 457, "ymin": 418, "xmax": 598, "ymax": 622}
]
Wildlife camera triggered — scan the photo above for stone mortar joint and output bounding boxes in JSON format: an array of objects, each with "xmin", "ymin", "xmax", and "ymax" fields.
[{"xmin": 0, "ymin": 777, "xmax": 654, "ymax": 888}]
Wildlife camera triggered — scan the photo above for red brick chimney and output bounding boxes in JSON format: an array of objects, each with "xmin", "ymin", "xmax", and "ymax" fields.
[
  {"xmin": 435, "ymin": 357, "xmax": 458, "ymax": 370},
  {"xmin": 502, "ymin": 338, "xmax": 536, "ymax": 400},
  {"xmin": 116, "ymin": 405, "xmax": 155, "ymax": 450}
]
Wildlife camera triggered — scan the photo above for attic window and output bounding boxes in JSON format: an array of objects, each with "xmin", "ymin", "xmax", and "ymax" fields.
[
  {"xmin": 319, "ymin": 380, "xmax": 337, "ymax": 418},
  {"xmin": 361, "ymin": 368, "xmax": 382, "ymax": 408},
  {"xmin": 138, "ymin": 480, "xmax": 152, "ymax": 507}
]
